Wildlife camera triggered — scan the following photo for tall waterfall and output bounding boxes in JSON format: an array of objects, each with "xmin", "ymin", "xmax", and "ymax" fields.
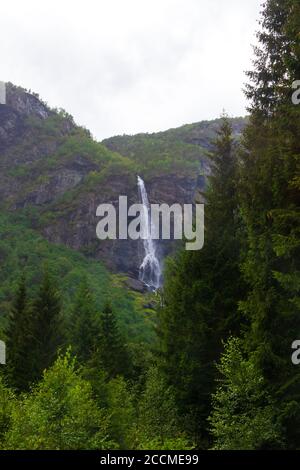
[{"xmin": 137, "ymin": 176, "xmax": 162, "ymax": 290}]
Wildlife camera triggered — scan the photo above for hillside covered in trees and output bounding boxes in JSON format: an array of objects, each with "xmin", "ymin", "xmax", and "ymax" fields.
[{"xmin": 0, "ymin": 0, "xmax": 299, "ymax": 451}]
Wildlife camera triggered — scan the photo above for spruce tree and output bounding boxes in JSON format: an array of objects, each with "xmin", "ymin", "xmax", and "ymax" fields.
[
  {"xmin": 70, "ymin": 280, "xmax": 98, "ymax": 363},
  {"xmin": 30, "ymin": 268, "xmax": 63, "ymax": 382},
  {"xmin": 5, "ymin": 275, "xmax": 35, "ymax": 391},
  {"xmin": 94, "ymin": 303, "xmax": 131, "ymax": 379},
  {"xmin": 240, "ymin": 0, "xmax": 300, "ymax": 448},
  {"xmin": 245, "ymin": 0, "xmax": 300, "ymax": 115},
  {"xmin": 158, "ymin": 116, "xmax": 245, "ymax": 445}
]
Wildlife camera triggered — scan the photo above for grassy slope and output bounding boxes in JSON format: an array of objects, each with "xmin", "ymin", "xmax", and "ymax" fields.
[{"xmin": 0, "ymin": 212, "xmax": 156, "ymax": 343}]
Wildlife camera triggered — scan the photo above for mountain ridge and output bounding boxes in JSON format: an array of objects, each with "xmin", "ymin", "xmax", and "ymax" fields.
[{"xmin": 0, "ymin": 83, "xmax": 247, "ymax": 277}]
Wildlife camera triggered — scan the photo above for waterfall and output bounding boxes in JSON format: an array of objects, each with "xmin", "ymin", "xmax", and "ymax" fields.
[{"xmin": 137, "ymin": 176, "xmax": 162, "ymax": 290}]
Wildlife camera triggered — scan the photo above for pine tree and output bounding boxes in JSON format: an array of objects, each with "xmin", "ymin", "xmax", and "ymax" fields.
[
  {"xmin": 69, "ymin": 279, "xmax": 98, "ymax": 363},
  {"xmin": 240, "ymin": 0, "xmax": 300, "ymax": 448},
  {"xmin": 30, "ymin": 268, "xmax": 64, "ymax": 382},
  {"xmin": 158, "ymin": 116, "xmax": 245, "ymax": 445},
  {"xmin": 5, "ymin": 275, "xmax": 35, "ymax": 391},
  {"xmin": 245, "ymin": 0, "xmax": 300, "ymax": 115},
  {"xmin": 94, "ymin": 303, "xmax": 131, "ymax": 379}
]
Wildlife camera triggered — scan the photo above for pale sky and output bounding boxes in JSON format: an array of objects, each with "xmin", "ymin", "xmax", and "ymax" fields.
[{"xmin": 0, "ymin": 0, "xmax": 262, "ymax": 140}]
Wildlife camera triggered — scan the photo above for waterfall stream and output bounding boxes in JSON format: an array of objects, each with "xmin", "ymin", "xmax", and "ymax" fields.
[{"xmin": 137, "ymin": 176, "xmax": 162, "ymax": 290}]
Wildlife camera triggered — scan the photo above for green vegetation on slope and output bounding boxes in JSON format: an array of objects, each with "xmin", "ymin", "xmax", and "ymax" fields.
[
  {"xmin": 0, "ymin": 212, "xmax": 156, "ymax": 344},
  {"xmin": 0, "ymin": 0, "xmax": 299, "ymax": 452},
  {"xmin": 103, "ymin": 117, "xmax": 246, "ymax": 177}
]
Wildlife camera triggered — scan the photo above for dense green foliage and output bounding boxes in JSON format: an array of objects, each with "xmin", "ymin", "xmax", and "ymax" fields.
[
  {"xmin": 94, "ymin": 303, "xmax": 132, "ymax": 379},
  {"xmin": 157, "ymin": 0, "xmax": 300, "ymax": 450},
  {"xmin": 3, "ymin": 353, "xmax": 116, "ymax": 450},
  {"xmin": 5, "ymin": 275, "xmax": 33, "ymax": 391},
  {"xmin": 208, "ymin": 338, "xmax": 281, "ymax": 450},
  {"xmin": 103, "ymin": 117, "xmax": 246, "ymax": 177},
  {"xmin": 157, "ymin": 116, "xmax": 245, "ymax": 445},
  {"xmin": 0, "ymin": 0, "xmax": 299, "ymax": 451},
  {"xmin": 0, "ymin": 213, "xmax": 155, "ymax": 344},
  {"xmin": 239, "ymin": 0, "xmax": 300, "ymax": 449},
  {"xmin": 69, "ymin": 280, "xmax": 99, "ymax": 363}
]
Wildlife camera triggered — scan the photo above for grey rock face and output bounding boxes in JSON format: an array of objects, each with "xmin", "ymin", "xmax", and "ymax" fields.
[{"xmin": 5, "ymin": 83, "xmax": 50, "ymax": 120}]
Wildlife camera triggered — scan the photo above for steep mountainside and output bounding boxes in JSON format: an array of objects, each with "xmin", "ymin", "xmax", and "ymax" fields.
[{"xmin": 0, "ymin": 83, "xmax": 246, "ymax": 279}]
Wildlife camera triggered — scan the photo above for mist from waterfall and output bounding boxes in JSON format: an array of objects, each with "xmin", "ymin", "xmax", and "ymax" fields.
[{"xmin": 137, "ymin": 176, "xmax": 162, "ymax": 290}]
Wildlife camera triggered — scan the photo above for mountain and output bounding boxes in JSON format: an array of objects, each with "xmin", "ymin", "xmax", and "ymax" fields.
[{"xmin": 0, "ymin": 83, "xmax": 247, "ymax": 280}]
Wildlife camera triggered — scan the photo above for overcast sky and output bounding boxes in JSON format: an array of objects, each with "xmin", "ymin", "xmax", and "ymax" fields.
[{"xmin": 0, "ymin": 0, "xmax": 262, "ymax": 140}]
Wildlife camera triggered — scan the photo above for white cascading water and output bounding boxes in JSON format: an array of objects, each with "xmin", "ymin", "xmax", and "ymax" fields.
[{"xmin": 137, "ymin": 176, "xmax": 162, "ymax": 290}]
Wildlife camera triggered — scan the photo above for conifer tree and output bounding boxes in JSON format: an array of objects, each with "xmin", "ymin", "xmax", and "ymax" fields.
[
  {"xmin": 245, "ymin": 0, "xmax": 300, "ymax": 115},
  {"xmin": 94, "ymin": 303, "xmax": 131, "ymax": 379},
  {"xmin": 29, "ymin": 268, "xmax": 63, "ymax": 382},
  {"xmin": 70, "ymin": 279, "xmax": 98, "ymax": 363},
  {"xmin": 5, "ymin": 275, "xmax": 35, "ymax": 391},
  {"xmin": 158, "ymin": 116, "xmax": 245, "ymax": 445},
  {"xmin": 240, "ymin": 0, "xmax": 300, "ymax": 448}
]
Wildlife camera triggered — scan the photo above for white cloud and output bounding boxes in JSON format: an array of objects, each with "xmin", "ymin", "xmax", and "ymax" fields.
[{"xmin": 0, "ymin": 0, "xmax": 262, "ymax": 139}]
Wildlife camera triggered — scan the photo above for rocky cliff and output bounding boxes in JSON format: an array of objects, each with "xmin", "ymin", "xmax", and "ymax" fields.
[{"xmin": 0, "ymin": 83, "xmax": 246, "ymax": 281}]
